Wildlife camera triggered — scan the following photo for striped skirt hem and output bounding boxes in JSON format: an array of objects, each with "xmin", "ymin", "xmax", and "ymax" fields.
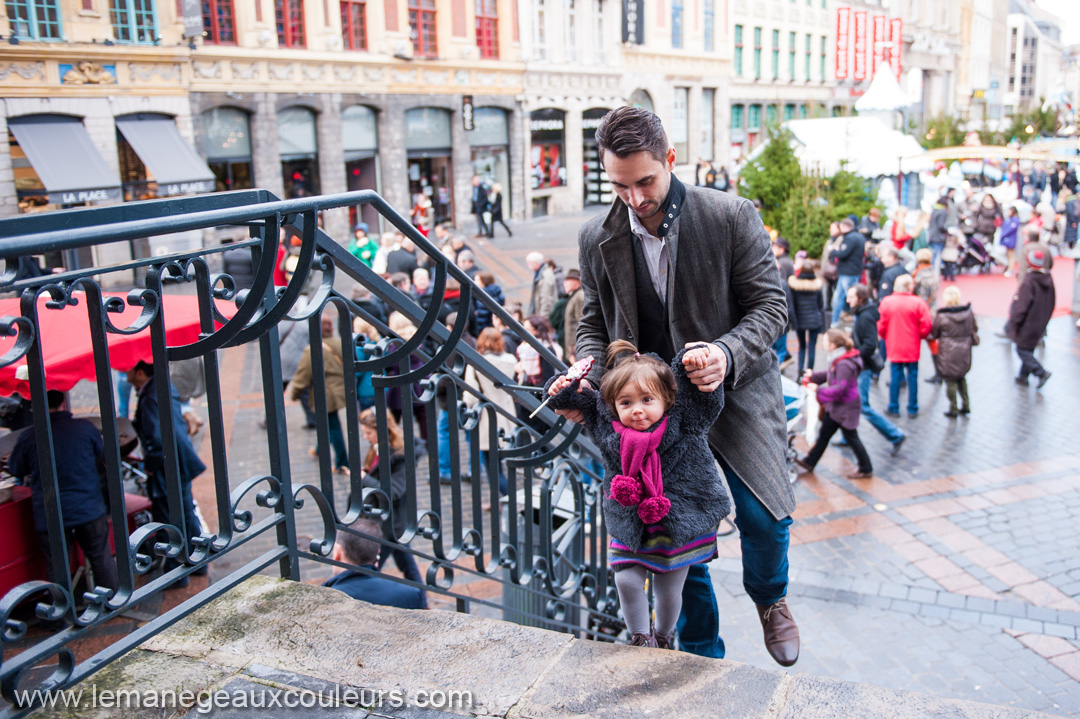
[{"xmin": 610, "ymin": 530, "xmax": 718, "ymax": 573}]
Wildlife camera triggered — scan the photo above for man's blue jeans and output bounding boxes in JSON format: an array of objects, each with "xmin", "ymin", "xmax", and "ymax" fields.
[
  {"xmin": 831, "ymin": 275, "xmax": 860, "ymax": 325},
  {"xmin": 888, "ymin": 362, "xmax": 919, "ymax": 415},
  {"xmin": 858, "ymin": 369, "xmax": 904, "ymax": 443},
  {"xmin": 438, "ymin": 408, "xmax": 475, "ymax": 478},
  {"xmin": 676, "ymin": 454, "xmax": 792, "ymax": 658},
  {"xmin": 772, "ymin": 333, "xmax": 790, "ymax": 363},
  {"xmin": 930, "ymin": 242, "xmax": 944, "ymax": 271}
]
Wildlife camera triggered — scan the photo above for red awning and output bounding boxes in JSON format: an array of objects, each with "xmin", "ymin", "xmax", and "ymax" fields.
[{"xmin": 0, "ymin": 292, "xmax": 236, "ymax": 395}]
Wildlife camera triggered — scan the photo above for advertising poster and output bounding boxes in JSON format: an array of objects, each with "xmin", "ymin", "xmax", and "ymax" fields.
[
  {"xmin": 835, "ymin": 7, "xmax": 850, "ymax": 80},
  {"xmin": 889, "ymin": 17, "xmax": 903, "ymax": 80},
  {"xmin": 872, "ymin": 14, "xmax": 886, "ymax": 76},
  {"xmin": 853, "ymin": 10, "xmax": 867, "ymax": 81}
]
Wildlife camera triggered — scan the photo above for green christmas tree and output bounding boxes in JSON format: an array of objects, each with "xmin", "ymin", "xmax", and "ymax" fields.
[{"xmin": 738, "ymin": 123, "xmax": 802, "ymax": 230}]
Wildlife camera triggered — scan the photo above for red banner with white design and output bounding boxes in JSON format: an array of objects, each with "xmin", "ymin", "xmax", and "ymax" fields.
[
  {"xmin": 872, "ymin": 14, "xmax": 886, "ymax": 76},
  {"xmin": 835, "ymin": 6, "xmax": 850, "ymax": 80},
  {"xmin": 889, "ymin": 17, "xmax": 903, "ymax": 80},
  {"xmin": 853, "ymin": 10, "xmax": 867, "ymax": 81}
]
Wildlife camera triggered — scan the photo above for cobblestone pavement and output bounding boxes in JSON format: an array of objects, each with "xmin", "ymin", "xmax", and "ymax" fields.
[{"xmin": 33, "ymin": 213, "xmax": 1080, "ymax": 716}]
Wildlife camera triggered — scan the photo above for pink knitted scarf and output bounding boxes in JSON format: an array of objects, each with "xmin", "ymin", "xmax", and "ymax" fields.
[{"xmin": 609, "ymin": 416, "xmax": 671, "ymax": 525}]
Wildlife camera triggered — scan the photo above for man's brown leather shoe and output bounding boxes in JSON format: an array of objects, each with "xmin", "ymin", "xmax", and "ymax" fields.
[{"xmin": 756, "ymin": 599, "xmax": 800, "ymax": 667}]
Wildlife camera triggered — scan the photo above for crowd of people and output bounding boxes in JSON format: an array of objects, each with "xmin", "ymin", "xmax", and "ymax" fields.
[{"xmin": 765, "ymin": 173, "xmax": 1068, "ymax": 481}]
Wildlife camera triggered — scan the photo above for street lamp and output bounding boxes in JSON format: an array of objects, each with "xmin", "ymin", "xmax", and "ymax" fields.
[{"xmin": 1025, "ymin": 124, "xmax": 1035, "ymax": 134}]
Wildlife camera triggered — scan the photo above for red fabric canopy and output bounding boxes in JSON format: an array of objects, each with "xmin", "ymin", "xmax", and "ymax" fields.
[{"xmin": 0, "ymin": 292, "xmax": 235, "ymax": 395}]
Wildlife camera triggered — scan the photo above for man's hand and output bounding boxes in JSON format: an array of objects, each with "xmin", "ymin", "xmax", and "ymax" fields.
[
  {"xmin": 683, "ymin": 342, "xmax": 727, "ymax": 392},
  {"xmin": 553, "ymin": 378, "xmax": 593, "ymax": 425}
]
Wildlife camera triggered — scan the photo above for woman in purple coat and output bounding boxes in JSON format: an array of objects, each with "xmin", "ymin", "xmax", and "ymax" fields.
[{"xmin": 795, "ymin": 329, "xmax": 873, "ymax": 479}]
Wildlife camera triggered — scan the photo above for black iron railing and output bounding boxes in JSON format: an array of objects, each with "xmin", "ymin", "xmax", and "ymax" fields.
[{"xmin": 0, "ymin": 190, "xmax": 620, "ymax": 718}]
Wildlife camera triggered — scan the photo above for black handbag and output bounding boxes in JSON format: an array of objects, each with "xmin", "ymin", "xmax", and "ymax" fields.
[{"xmin": 865, "ymin": 351, "xmax": 885, "ymax": 374}]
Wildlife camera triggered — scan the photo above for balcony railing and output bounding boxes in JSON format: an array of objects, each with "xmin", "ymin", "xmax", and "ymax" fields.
[{"xmin": 0, "ymin": 189, "xmax": 621, "ymax": 718}]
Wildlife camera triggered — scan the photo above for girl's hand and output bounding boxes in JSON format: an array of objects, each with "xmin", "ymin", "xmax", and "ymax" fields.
[
  {"xmin": 682, "ymin": 347, "xmax": 709, "ymax": 371},
  {"xmin": 548, "ymin": 375, "xmax": 573, "ymax": 396}
]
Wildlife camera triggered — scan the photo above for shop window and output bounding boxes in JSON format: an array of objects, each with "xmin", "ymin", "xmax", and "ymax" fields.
[
  {"xmin": 201, "ymin": 107, "xmax": 253, "ymax": 192},
  {"xmin": 405, "ymin": 108, "xmax": 453, "ymax": 228},
  {"xmin": 341, "ymin": 0, "xmax": 367, "ymax": 50},
  {"xmin": 766, "ymin": 104, "xmax": 778, "ymax": 126},
  {"xmin": 529, "ymin": 108, "xmax": 565, "ymax": 190},
  {"xmin": 783, "ymin": 104, "xmax": 795, "ymax": 121},
  {"xmin": 731, "ymin": 104, "xmax": 744, "ymax": 129},
  {"xmin": 201, "ymin": 0, "xmax": 234, "ymax": 43},
  {"xmin": 475, "ymin": 0, "xmax": 497, "ymax": 58},
  {"xmin": 469, "ymin": 107, "xmax": 511, "ymax": 215},
  {"xmin": 5, "ymin": 0, "xmax": 62, "ymax": 40},
  {"xmin": 110, "ymin": 0, "xmax": 157, "ymax": 44},
  {"xmin": 748, "ymin": 104, "xmax": 761, "ymax": 130},
  {"xmin": 276, "ymin": 0, "xmax": 304, "ymax": 47},
  {"xmin": 629, "ymin": 89, "xmax": 653, "ymax": 113},
  {"xmin": 409, "ymin": 0, "xmax": 437, "ymax": 58},
  {"xmin": 278, "ymin": 106, "xmax": 320, "ymax": 198}
]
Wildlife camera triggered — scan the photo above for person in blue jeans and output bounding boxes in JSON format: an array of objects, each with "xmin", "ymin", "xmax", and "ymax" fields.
[
  {"xmin": 847, "ymin": 284, "xmax": 906, "ymax": 453},
  {"xmin": 829, "ymin": 218, "xmax": 866, "ymax": 326},
  {"xmin": 876, "ymin": 275, "xmax": 932, "ymax": 417}
]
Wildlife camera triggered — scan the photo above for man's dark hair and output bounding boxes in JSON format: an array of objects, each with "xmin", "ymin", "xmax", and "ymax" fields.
[
  {"xmin": 46, "ymin": 390, "xmax": 65, "ymax": 410},
  {"xmin": 594, "ymin": 106, "xmax": 670, "ymax": 164},
  {"xmin": 388, "ymin": 272, "xmax": 410, "ymax": 289},
  {"xmin": 132, "ymin": 360, "xmax": 154, "ymax": 376},
  {"xmin": 337, "ymin": 518, "xmax": 381, "ymax": 565},
  {"xmin": 839, "ymin": 218, "xmax": 855, "ymax": 231}
]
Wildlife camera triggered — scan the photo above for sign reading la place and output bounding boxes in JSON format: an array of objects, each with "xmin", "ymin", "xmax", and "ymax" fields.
[{"xmin": 51, "ymin": 188, "xmax": 123, "ymax": 204}]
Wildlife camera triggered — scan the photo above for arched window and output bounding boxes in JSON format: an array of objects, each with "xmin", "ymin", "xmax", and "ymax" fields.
[
  {"xmin": 201, "ymin": 107, "xmax": 253, "ymax": 192},
  {"xmin": 278, "ymin": 107, "xmax": 320, "ymax": 198},
  {"xmin": 629, "ymin": 89, "xmax": 654, "ymax": 114}
]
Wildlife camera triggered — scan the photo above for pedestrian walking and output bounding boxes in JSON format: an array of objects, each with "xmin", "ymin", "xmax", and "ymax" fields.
[
  {"xmin": 785, "ymin": 260, "xmax": 824, "ymax": 375},
  {"xmin": 1009, "ymin": 247, "xmax": 1055, "ymax": 388},
  {"xmin": 877, "ymin": 274, "xmax": 932, "ymax": 416},
  {"xmin": 486, "ymin": 183, "xmax": 512, "ymax": 238},
  {"xmin": 289, "ymin": 315, "xmax": 350, "ymax": 475},
  {"xmin": 526, "ymin": 251, "xmax": 558, "ymax": 318},
  {"xmin": 829, "ymin": 218, "xmax": 865, "ymax": 325},
  {"xmin": 566, "ymin": 106, "xmax": 799, "ymax": 666},
  {"xmin": 999, "ymin": 206, "xmax": 1020, "ymax": 277},
  {"xmin": 847, "ymin": 284, "xmax": 905, "ymax": 454},
  {"xmin": 795, "ymin": 329, "xmax": 874, "ymax": 479},
  {"xmin": 928, "ymin": 286, "xmax": 978, "ymax": 418},
  {"xmin": 562, "ymin": 269, "xmax": 585, "ymax": 361},
  {"xmin": 471, "ymin": 175, "xmax": 490, "ymax": 237},
  {"xmin": 821, "ymin": 222, "xmax": 842, "ymax": 314}
]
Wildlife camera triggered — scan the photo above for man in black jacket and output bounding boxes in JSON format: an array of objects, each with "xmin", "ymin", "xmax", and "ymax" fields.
[
  {"xmin": 877, "ymin": 247, "xmax": 907, "ymax": 300},
  {"xmin": 847, "ymin": 284, "xmax": 906, "ymax": 454},
  {"xmin": 1009, "ymin": 248, "xmax": 1055, "ymax": 388},
  {"xmin": 830, "ymin": 218, "xmax": 865, "ymax": 325},
  {"xmin": 324, "ymin": 519, "xmax": 426, "ymax": 609}
]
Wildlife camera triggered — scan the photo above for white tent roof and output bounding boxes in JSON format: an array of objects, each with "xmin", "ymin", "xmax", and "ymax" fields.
[
  {"xmin": 776, "ymin": 117, "xmax": 932, "ymax": 178},
  {"xmin": 854, "ymin": 67, "xmax": 911, "ymax": 112}
]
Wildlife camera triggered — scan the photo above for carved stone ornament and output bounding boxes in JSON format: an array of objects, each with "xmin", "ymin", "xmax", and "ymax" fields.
[
  {"xmin": 334, "ymin": 65, "xmax": 356, "ymax": 82},
  {"xmin": 269, "ymin": 63, "xmax": 294, "ymax": 81},
  {"xmin": 423, "ymin": 70, "xmax": 448, "ymax": 85},
  {"xmin": 302, "ymin": 64, "xmax": 325, "ymax": 81},
  {"xmin": 232, "ymin": 63, "xmax": 259, "ymax": 80},
  {"xmin": 0, "ymin": 62, "xmax": 45, "ymax": 81},
  {"xmin": 62, "ymin": 61, "xmax": 116, "ymax": 85},
  {"xmin": 455, "ymin": 70, "xmax": 470, "ymax": 85},
  {"xmin": 129, "ymin": 63, "xmax": 181, "ymax": 82},
  {"xmin": 363, "ymin": 66, "xmax": 385, "ymax": 82},
  {"xmin": 193, "ymin": 61, "xmax": 222, "ymax": 79},
  {"xmin": 390, "ymin": 69, "xmax": 416, "ymax": 84}
]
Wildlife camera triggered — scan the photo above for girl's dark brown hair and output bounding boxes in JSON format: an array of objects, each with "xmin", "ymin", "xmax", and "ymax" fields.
[{"xmin": 599, "ymin": 340, "xmax": 677, "ymax": 415}]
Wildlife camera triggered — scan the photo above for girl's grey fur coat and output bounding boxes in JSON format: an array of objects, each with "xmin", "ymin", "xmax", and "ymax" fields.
[{"xmin": 545, "ymin": 348, "xmax": 732, "ymax": 552}]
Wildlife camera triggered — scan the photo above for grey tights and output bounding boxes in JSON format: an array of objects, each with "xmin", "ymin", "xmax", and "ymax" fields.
[{"xmin": 613, "ymin": 565, "xmax": 690, "ymax": 637}]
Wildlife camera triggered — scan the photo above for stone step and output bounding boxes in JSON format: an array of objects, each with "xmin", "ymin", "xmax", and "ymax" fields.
[{"xmin": 37, "ymin": 575, "xmax": 1055, "ymax": 719}]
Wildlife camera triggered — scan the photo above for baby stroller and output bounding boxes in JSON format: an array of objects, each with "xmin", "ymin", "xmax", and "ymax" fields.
[
  {"xmin": 958, "ymin": 233, "xmax": 998, "ymax": 274},
  {"xmin": 781, "ymin": 375, "xmax": 806, "ymax": 484}
]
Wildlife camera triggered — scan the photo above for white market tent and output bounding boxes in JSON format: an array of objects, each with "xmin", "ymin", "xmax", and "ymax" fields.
[
  {"xmin": 744, "ymin": 116, "xmax": 932, "ymax": 178},
  {"xmin": 854, "ymin": 67, "xmax": 911, "ymax": 113}
]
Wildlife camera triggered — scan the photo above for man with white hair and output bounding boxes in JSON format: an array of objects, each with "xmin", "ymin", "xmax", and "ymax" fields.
[
  {"xmin": 456, "ymin": 250, "xmax": 478, "ymax": 280},
  {"xmin": 877, "ymin": 273, "xmax": 932, "ymax": 417},
  {"xmin": 526, "ymin": 251, "xmax": 557, "ymax": 318}
]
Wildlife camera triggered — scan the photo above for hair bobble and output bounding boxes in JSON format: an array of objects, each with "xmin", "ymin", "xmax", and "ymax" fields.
[{"xmin": 634, "ymin": 352, "xmax": 640, "ymax": 357}]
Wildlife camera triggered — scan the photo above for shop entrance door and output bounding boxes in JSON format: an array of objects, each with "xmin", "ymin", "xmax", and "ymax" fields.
[
  {"xmin": 346, "ymin": 156, "xmax": 380, "ymax": 232},
  {"xmin": 407, "ymin": 155, "xmax": 453, "ymax": 232}
]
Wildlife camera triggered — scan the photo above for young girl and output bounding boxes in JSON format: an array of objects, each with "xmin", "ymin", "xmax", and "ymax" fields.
[
  {"xmin": 796, "ymin": 329, "xmax": 873, "ymax": 479},
  {"xmin": 358, "ymin": 408, "xmax": 427, "ymax": 608},
  {"xmin": 1000, "ymin": 206, "xmax": 1020, "ymax": 277},
  {"xmin": 546, "ymin": 341, "xmax": 730, "ymax": 649},
  {"xmin": 928, "ymin": 286, "xmax": 979, "ymax": 418}
]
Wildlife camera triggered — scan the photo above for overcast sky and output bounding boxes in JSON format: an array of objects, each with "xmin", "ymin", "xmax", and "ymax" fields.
[{"xmin": 1034, "ymin": 0, "xmax": 1079, "ymax": 46}]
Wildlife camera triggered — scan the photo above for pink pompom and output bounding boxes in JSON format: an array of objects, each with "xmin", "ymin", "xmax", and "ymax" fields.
[
  {"xmin": 637, "ymin": 496, "xmax": 671, "ymax": 525},
  {"xmin": 608, "ymin": 474, "xmax": 643, "ymax": 507}
]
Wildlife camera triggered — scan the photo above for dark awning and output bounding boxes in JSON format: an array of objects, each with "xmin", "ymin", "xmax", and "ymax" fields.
[
  {"xmin": 115, "ymin": 116, "xmax": 215, "ymax": 196},
  {"xmin": 8, "ymin": 115, "xmax": 122, "ymax": 204}
]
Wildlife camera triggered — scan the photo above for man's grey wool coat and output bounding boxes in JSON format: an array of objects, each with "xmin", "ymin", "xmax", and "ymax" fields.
[{"xmin": 575, "ymin": 186, "xmax": 797, "ymax": 520}]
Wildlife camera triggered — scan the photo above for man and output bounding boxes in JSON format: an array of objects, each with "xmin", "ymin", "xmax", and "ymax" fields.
[
  {"xmin": 385, "ymin": 238, "xmax": 419, "ymax": 277},
  {"xmin": 877, "ymin": 275, "xmax": 932, "ymax": 417},
  {"xmin": 829, "ymin": 218, "xmax": 865, "ymax": 325},
  {"xmin": 289, "ymin": 316, "xmax": 350, "ymax": 474},
  {"xmin": 8, "ymin": 390, "xmax": 120, "ymax": 596},
  {"xmin": 562, "ymin": 269, "xmax": 584, "ymax": 361},
  {"xmin": 1009, "ymin": 248, "xmax": 1055, "ymax": 388},
  {"xmin": 129, "ymin": 360, "xmax": 206, "ymax": 582},
  {"xmin": 456, "ymin": 250, "xmax": 479, "ymax": 280},
  {"xmin": 858, "ymin": 207, "xmax": 882, "ymax": 241},
  {"xmin": 847, "ymin": 285, "xmax": 906, "ymax": 455},
  {"xmin": 471, "ymin": 176, "xmax": 490, "ymax": 238},
  {"xmin": 324, "ymin": 519, "xmax": 426, "ymax": 609},
  {"xmin": 449, "ymin": 234, "xmax": 472, "ymax": 264},
  {"xmin": 526, "ymin": 251, "xmax": 558, "ymax": 318},
  {"xmin": 565, "ymin": 107, "xmax": 799, "ymax": 666},
  {"xmin": 877, "ymin": 247, "xmax": 907, "ymax": 300},
  {"xmin": 928, "ymin": 193, "xmax": 950, "ymax": 270},
  {"xmin": 771, "ymin": 238, "xmax": 795, "ymax": 367}
]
